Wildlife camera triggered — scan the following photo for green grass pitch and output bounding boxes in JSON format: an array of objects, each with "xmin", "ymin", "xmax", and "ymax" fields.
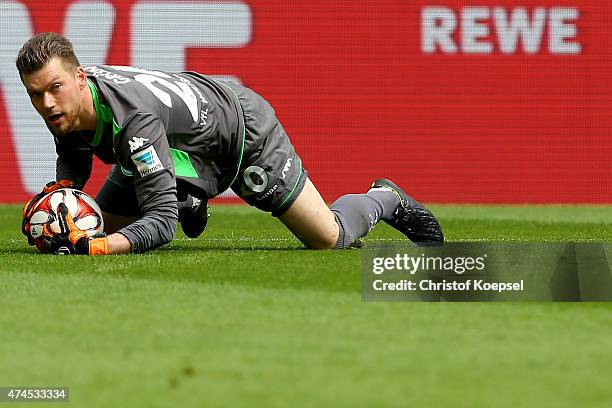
[{"xmin": 1, "ymin": 204, "xmax": 611, "ymax": 407}]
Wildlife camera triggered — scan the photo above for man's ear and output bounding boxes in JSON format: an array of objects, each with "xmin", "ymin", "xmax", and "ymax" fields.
[{"xmin": 75, "ymin": 66, "xmax": 87, "ymax": 89}]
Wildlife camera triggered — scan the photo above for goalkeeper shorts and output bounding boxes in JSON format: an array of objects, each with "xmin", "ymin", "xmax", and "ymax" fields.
[{"xmin": 97, "ymin": 82, "xmax": 308, "ymax": 217}]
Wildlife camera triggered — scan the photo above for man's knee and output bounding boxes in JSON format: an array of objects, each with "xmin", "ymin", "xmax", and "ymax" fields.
[
  {"xmin": 278, "ymin": 178, "xmax": 340, "ymax": 249},
  {"xmin": 284, "ymin": 211, "xmax": 339, "ymax": 250},
  {"xmin": 303, "ymin": 223, "xmax": 339, "ymax": 250}
]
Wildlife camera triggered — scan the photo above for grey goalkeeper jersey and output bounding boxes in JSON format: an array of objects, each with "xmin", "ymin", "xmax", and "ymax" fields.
[{"xmin": 55, "ymin": 65, "xmax": 245, "ymax": 252}]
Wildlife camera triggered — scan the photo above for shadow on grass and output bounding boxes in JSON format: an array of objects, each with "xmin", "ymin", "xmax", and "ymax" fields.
[
  {"xmin": 0, "ymin": 247, "xmax": 39, "ymax": 255},
  {"xmin": 0, "ymin": 240, "xmax": 308, "ymax": 254},
  {"xmin": 165, "ymin": 244, "xmax": 309, "ymax": 252},
  {"xmin": 0, "ymin": 243, "xmax": 360, "ymax": 294}
]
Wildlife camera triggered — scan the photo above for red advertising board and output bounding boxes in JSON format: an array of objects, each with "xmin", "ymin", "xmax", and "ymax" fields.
[{"xmin": 1, "ymin": 1, "xmax": 610, "ymax": 203}]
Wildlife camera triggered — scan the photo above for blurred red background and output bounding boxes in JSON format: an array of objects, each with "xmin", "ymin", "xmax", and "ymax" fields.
[{"xmin": 1, "ymin": 0, "xmax": 610, "ymax": 203}]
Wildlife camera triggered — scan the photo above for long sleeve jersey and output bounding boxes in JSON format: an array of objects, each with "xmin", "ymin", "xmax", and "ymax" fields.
[{"xmin": 56, "ymin": 65, "xmax": 246, "ymax": 252}]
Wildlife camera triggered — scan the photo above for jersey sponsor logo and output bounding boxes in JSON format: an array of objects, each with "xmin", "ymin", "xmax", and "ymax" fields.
[
  {"xmin": 240, "ymin": 165, "xmax": 269, "ymax": 196},
  {"xmin": 131, "ymin": 146, "xmax": 163, "ymax": 177},
  {"xmin": 255, "ymin": 184, "xmax": 279, "ymax": 201},
  {"xmin": 282, "ymin": 158, "xmax": 293, "ymax": 179},
  {"xmin": 128, "ymin": 137, "xmax": 150, "ymax": 152}
]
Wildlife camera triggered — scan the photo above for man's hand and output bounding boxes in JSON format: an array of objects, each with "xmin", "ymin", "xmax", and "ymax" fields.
[
  {"xmin": 41, "ymin": 203, "xmax": 109, "ymax": 255},
  {"xmin": 21, "ymin": 179, "xmax": 79, "ymax": 245},
  {"xmin": 42, "ymin": 179, "xmax": 78, "ymax": 194}
]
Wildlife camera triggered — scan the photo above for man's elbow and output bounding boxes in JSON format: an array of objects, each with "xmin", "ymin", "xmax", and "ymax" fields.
[
  {"xmin": 153, "ymin": 209, "xmax": 177, "ymax": 246},
  {"xmin": 158, "ymin": 217, "xmax": 177, "ymax": 246}
]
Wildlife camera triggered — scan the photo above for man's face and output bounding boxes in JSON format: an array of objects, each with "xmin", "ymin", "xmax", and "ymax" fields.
[{"xmin": 21, "ymin": 57, "xmax": 86, "ymax": 136}]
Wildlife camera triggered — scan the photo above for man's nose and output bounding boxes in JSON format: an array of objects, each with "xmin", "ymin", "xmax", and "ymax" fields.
[{"xmin": 43, "ymin": 92, "xmax": 55, "ymax": 111}]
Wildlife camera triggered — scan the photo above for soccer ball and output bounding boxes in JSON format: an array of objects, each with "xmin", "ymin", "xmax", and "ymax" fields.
[{"xmin": 26, "ymin": 188, "xmax": 104, "ymax": 252}]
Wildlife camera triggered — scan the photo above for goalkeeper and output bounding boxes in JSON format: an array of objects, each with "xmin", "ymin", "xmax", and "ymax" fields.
[{"xmin": 17, "ymin": 33, "xmax": 443, "ymax": 255}]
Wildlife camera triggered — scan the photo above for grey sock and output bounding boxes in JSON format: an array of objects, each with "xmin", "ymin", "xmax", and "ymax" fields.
[{"xmin": 330, "ymin": 190, "xmax": 399, "ymax": 248}]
